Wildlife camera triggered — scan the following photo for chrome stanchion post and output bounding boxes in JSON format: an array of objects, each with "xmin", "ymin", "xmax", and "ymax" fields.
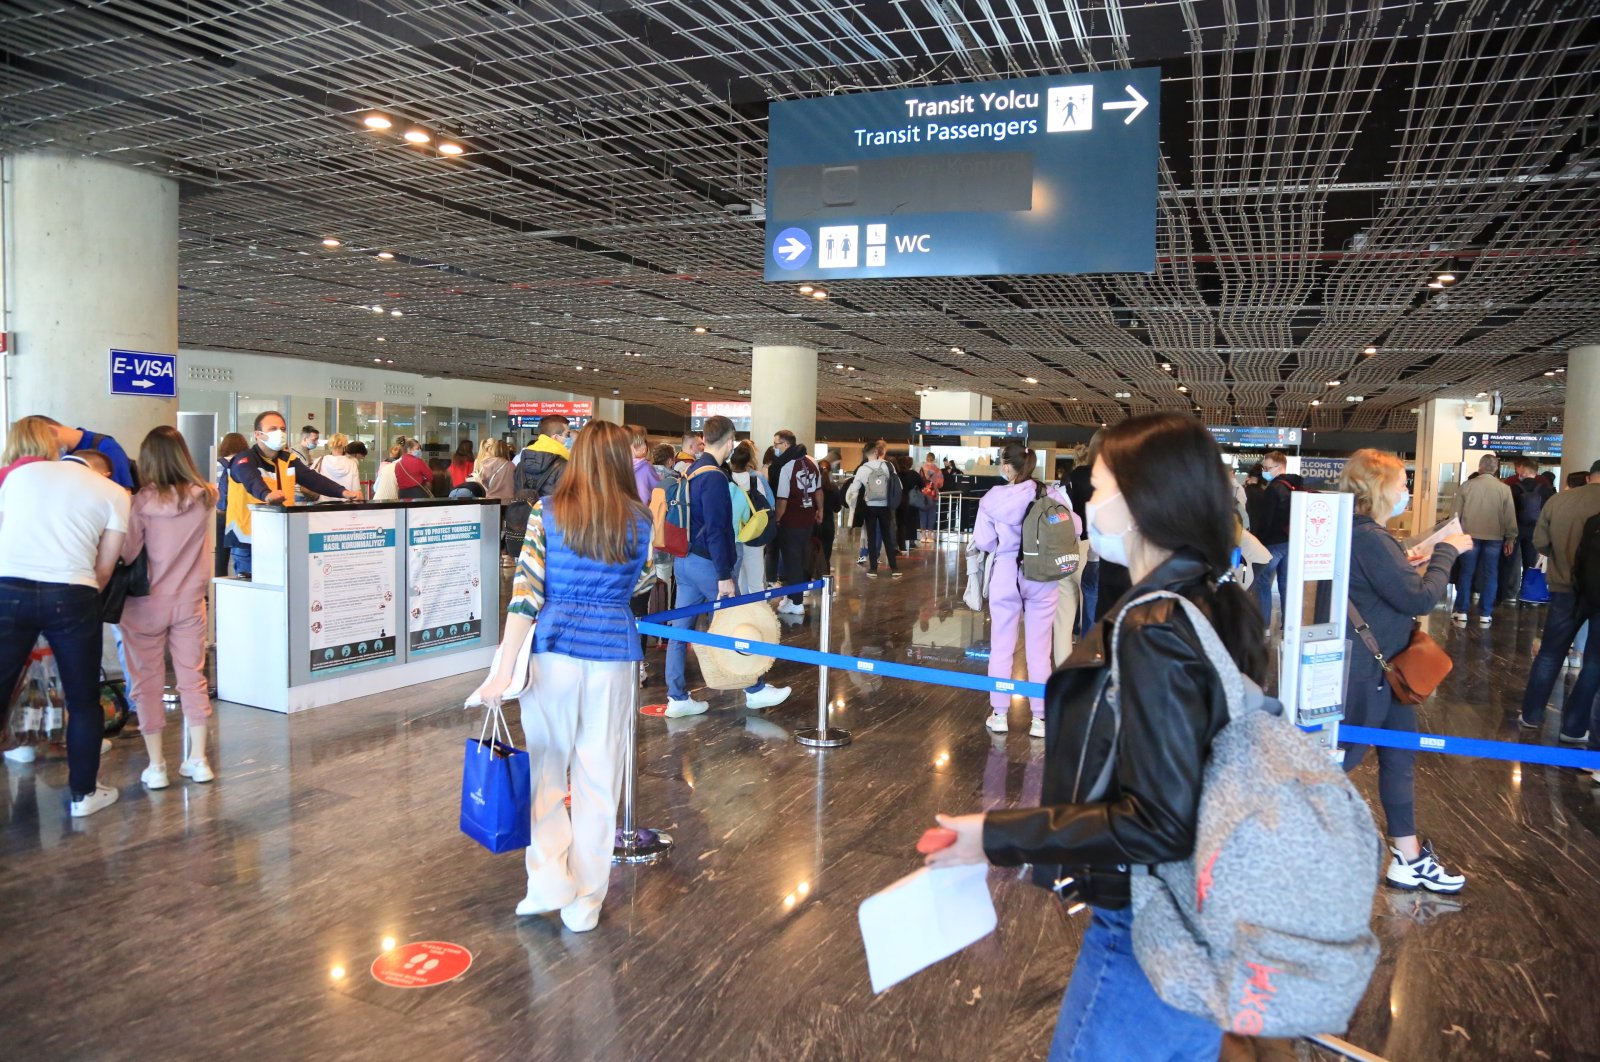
[
  {"xmin": 796, "ymin": 577, "xmax": 852, "ymax": 748},
  {"xmin": 613, "ymin": 658, "xmax": 673, "ymax": 864}
]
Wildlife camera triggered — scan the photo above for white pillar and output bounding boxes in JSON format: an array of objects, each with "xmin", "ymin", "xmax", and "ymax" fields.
[
  {"xmin": 1414, "ymin": 398, "xmax": 1498, "ymax": 537},
  {"xmin": 919, "ymin": 390, "xmax": 996, "ymax": 462},
  {"xmin": 1564, "ymin": 346, "xmax": 1600, "ymax": 483},
  {"xmin": 593, "ymin": 397, "xmax": 625, "ymax": 424},
  {"xmin": 2, "ymin": 152, "xmax": 178, "ymax": 447},
  {"xmin": 750, "ymin": 345, "xmax": 817, "ymax": 449}
]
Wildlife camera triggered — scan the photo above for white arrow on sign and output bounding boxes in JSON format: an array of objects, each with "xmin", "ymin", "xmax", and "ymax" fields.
[
  {"xmin": 132, "ymin": 379, "xmax": 154, "ymax": 389},
  {"xmin": 777, "ymin": 236, "xmax": 808, "ymax": 263},
  {"xmin": 1101, "ymin": 84, "xmax": 1149, "ymax": 125}
]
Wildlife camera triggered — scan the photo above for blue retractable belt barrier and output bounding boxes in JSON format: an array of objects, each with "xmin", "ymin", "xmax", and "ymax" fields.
[
  {"xmin": 643, "ymin": 579, "xmax": 828, "ymax": 623},
  {"xmin": 1340, "ymin": 724, "xmax": 1600, "ymax": 771},
  {"xmin": 640, "ymin": 607, "xmax": 1600, "ymax": 772}
]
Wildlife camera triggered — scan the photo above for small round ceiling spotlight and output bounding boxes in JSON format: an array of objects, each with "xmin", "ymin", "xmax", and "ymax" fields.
[
  {"xmin": 403, "ymin": 129, "xmax": 431, "ymax": 144},
  {"xmin": 693, "ymin": 325, "xmax": 707, "ymax": 334},
  {"xmin": 811, "ymin": 289, "xmax": 828, "ymax": 300},
  {"xmin": 362, "ymin": 114, "xmax": 392, "ymax": 130},
  {"xmin": 437, "ymin": 142, "xmax": 464, "ymax": 156},
  {"xmin": 376, "ymin": 251, "xmax": 395, "ymax": 260},
  {"xmin": 321, "ymin": 237, "xmax": 342, "ymax": 248}
]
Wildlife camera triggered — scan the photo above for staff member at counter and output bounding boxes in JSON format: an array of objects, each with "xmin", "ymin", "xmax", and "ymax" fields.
[{"xmin": 225, "ymin": 410, "xmax": 361, "ymax": 579}]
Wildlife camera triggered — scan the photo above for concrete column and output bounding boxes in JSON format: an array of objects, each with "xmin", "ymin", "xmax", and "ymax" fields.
[
  {"xmin": 1414, "ymin": 398, "xmax": 1498, "ymax": 537},
  {"xmin": 593, "ymin": 397, "xmax": 625, "ymax": 424},
  {"xmin": 750, "ymin": 345, "xmax": 817, "ymax": 449},
  {"xmin": 1563, "ymin": 346, "xmax": 1600, "ymax": 483},
  {"xmin": 2, "ymin": 152, "xmax": 178, "ymax": 447}
]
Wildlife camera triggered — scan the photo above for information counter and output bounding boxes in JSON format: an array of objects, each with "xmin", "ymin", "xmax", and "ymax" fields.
[{"xmin": 215, "ymin": 499, "xmax": 501, "ymax": 713}]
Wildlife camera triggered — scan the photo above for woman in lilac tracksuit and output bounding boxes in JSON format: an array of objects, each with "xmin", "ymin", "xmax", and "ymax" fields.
[{"xmin": 974, "ymin": 441, "xmax": 1069, "ymax": 738}]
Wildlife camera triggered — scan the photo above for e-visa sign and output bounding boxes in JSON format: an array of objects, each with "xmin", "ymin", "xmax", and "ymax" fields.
[{"xmin": 109, "ymin": 349, "xmax": 176, "ymax": 398}]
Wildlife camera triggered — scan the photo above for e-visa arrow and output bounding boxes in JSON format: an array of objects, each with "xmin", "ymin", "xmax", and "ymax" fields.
[
  {"xmin": 1101, "ymin": 84, "xmax": 1149, "ymax": 125},
  {"xmin": 132, "ymin": 379, "xmax": 154, "ymax": 389}
]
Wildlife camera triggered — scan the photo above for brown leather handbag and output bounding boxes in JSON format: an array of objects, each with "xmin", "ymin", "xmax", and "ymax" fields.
[{"xmin": 1348, "ymin": 603, "xmax": 1452, "ymax": 705}]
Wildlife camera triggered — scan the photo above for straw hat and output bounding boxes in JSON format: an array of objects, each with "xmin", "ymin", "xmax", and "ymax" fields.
[{"xmin": 692, "ymin": 602, "xmax": 780, "ymax": 690}]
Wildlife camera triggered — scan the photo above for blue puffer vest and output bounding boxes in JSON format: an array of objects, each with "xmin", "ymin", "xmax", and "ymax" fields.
[{"xmin": 533, "ymin": 504, "xmax": 652, "ymax": 662}]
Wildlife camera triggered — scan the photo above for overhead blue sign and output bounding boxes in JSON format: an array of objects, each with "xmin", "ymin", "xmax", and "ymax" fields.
[
  {"xmin": 912, "ymin": 419, "xmax": 1029, "ymax": 438},
  {"xmin": 1462, "ymin": 432, "xmax": 1562, "ymax": 458},
  {"xmin": 764, "ymin": 67, "xmax": 1159, "ymax": 281},
  {"xmin": 1209, "ymin": 426, "xmax": 1303, "ymax": 449},
  {"xmin": 109, "ymin": 349, "xmax": 176, "ymax": 398}
]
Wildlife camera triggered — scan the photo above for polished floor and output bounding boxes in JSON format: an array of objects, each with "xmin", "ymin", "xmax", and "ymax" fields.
[{"xmin": 2, "ymin": 542, "xmax": 1598, "ymax": 1061}]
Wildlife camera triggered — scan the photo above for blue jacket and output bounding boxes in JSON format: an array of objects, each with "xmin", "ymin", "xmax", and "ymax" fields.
[
  {"xmin": 1348, "ymin": 514, "xmax": 1457, "ymax": 665},
  {"xmin": 534, "ymin": 505, "xmax": 652, "ymax": 662},
  {"xmin": 686, "ymin": 453, "xmax": 737, "ymax": 580},
  {"xmin": 76, "ymin": 428, "xmax": 134, "ymax": 491}
]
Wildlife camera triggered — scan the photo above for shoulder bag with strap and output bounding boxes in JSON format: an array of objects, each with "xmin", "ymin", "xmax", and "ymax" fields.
[
  {"xmin": 1346, "ymin": 602, "xmax": 1452, "ymax": 705},
  {"xmin": 1103, "ymin": 591, "xmax": 1380, "ymax": 1038}
]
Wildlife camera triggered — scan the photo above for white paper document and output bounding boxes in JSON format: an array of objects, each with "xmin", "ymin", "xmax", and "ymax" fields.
[
  {"xmin": 857, "ymin": 863, "xmax": 997, "ymax": 994},
  {"xmin": 1406, "ymin": 515, "xmax": 1461, "ymax": 556}
]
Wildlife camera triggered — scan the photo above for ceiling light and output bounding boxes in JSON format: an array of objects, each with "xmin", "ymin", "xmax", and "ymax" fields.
[
  {"xmin": 321, "ymin": 237, "xmax": 342, "ymax": 248},
  {"xmin": 834, "ymin": 363, "xmax": 844, "ymax": 369},
  {"xmin": 437, "ymin": 142, "xmax": 464, "ymax": 156},
  {"xmin": 1023, "ymin": 377, "xmax": 1038, "ymax": 384},
  {"xmin": 403, "ymin": 129, "xmax": 430, "ymax": 144},
  {"xmin": 1437, "ymin": 272, "xmax": 1456, "ymax": 284},
  {"xmin": 846, "ymin": 365, "xmax": 856, "ymax": 372},
  {"xmin": 811, "ymin": 289, "xmax": 828, "ymax": 299},
  {"xmin": 1543, "ymin": 370, "xmax": 1555, "ymax": 377},
  {"xmin": 390, "ymin": 309, "xmax": 402, "ymax": 317},
  {"xmin": 363, "ymin": 114, "xmax": 392, "ymax": 130},
  {"xmin": 1348, "ymin": 395, "xmax": 1365, "ymax": 402},
  {"xmin": 1475, "ymin": 391, "xmax": 1489, "ymax": 398},
  {"xmin": 612, "ymin": 389, "xmax": 620, "ymax": 395},
  {"xmin": 1362, "ymin": 346, "xmax": 1377, "ymax": 356},
  {"xmin": 1309, "ymin": 399, "xmax": 1321, "ymax": 406},
  {"xmin": 950, "ymin": 347, "xmax": 963, "ymax": 354},
  {"xmin": 576, "ymin": 365, "xmax": 583, "ymax": 370},
  {"xmin": 385, "ymin": 359, "xmax": 394, "ymax": 364},
  {"xmin": 1428, "ymin": 280, "xmax": 1445, "ymax": 290},
  {"xmin": 371, "ymin": 305, "xmax": 383, "ymax": 313},
  {"xmin": 373, "ymin": 357, "xmax": 383, "ymax": 363},
  {"xmin": 1177, "ymin": 385, "xmax": 1190, "ymax": 394},
  {"xmin": 693, "ymin": 326, "xmax": 707, "ymax": 334},
  {"xmin": 1115, "ymin": 391, "xmax": 1131, "ymax": 399},
  {"xmin": 798, "ymin": 284, "xmax": 814, "ymax": 294},
  {"xmin": 377, "ymin": 251, "xmax": 394, "ymax": 260},
  {"xmin": 1327, "ymin": 379, "xmax": 1341, "ymax": 386},
  {"xmin": 376, "ymin": 337, "xmax": 386, "ymax": 342},
  {"xmin": 1160, "ymin": 362, "xmax": 1172, "ymax": 371}
]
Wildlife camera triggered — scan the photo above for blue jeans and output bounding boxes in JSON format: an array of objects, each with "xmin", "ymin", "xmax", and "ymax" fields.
[
  {"xmin": 1048, "ymin": 905, "xmax": 1221, "ymax": 1061},
  {"xmin": 0, "ymin": 579, "xmax": 106, "ymax": 798},
  {"xmin": 666, "ymin": 552, "xmax": 765, "ymax": 702},
  {"xmin": 1254, "ymin": 542, "xmax": 1289, "ymax": 625},
  {"xmin": 1519, "ymin": 591, "xmax": 1600, "ymax": 740},
  {"xmin": 1454, "ymin": 539, "xmax": 1502, "ymax": 615},
  {"xmin": 1077, "ymin": 561, "xmax": 1100, "ymax": 638},
  {"xmin": 230, "ymin": 545, "xmax": 253, "ymax": 578}
]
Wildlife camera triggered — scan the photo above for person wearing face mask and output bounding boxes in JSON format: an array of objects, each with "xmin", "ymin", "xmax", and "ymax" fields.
[
  {"xmin": 923, "ymin": 413, "xmax": 1269, "ymax": 1060},
  {"xmin": 1251, "ymin": 450, "xmax": 1303, "ymax": 629},
  {"xmin": 225, "ymin": 410, "xmax": 362, "ymax": 579},
  {"xmin": 1338, "ymin": 449, "xmax": 1472, "ymax": 892},
  {"xmin": 974, "ymin": 441, "xmax": 1072, "ymax": 737}
]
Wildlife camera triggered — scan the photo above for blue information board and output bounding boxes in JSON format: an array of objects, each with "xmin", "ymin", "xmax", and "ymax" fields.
[
  {"xmin": 109, "ymin": 349, "xmax": 176, "ymax": 398},
  {"xmin": 1462, "ymin": 432, "xmax": 1562, "ymax": 457},
  {"xmin": 1209, "ymin": 425, "xmax": 1303, "ymax": 449},
  {"xmin": 912, "ymin": 419, "xmax": 1029, "ymax": 438},
  {"xmin": 765, "ymin": 68, "xmax": 1159, "ymax": 281}
]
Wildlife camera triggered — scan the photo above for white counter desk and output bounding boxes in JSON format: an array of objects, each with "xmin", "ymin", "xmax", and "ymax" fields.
[{"xmin": 215, "ymin": 499, "xmax": 500, "ymax": 713}]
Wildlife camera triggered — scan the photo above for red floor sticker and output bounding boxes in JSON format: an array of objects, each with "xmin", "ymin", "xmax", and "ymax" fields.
[
  {"xmin": 640, "ymin": 703, "xmax": 667, "ymax": 716},
  {"xmin": 370, "ymin": 941, "xmax": 472, "ymax": 989}
]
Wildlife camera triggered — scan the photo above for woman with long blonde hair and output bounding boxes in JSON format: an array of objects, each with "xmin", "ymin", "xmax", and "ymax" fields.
[
  {"xmin": 471, "ymin": 436, "xmax": 515, "ymax": 504},
  {"xmin": 121, "ymin": 426, "xmax": 221, "ymax": 789},
  {"xmin": 469, "ymin": 420, "xmax": 652, "ymax": 932}
]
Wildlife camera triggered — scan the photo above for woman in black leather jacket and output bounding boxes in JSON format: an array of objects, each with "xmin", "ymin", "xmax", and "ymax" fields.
[{"xmin": 924, "ymin": 412, "xmax": 1266, "ymax": 1061}]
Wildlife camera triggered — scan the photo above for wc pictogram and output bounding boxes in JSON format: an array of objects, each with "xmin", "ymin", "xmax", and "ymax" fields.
[{"xmin": 369, "ymin": 940, "xmax": 472, "ymax": 988}]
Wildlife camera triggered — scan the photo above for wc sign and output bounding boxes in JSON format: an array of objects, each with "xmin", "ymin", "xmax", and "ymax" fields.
[{"xmin": 109, "ymin": 349, "xmax": 176, "ymax": 398}]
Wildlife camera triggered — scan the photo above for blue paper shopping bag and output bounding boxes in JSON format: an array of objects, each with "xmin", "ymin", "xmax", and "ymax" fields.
[
  {"xmin": 460, "ymin": 707, "xmax": 531, "ymax": 853},
  {"xmin": 1520, "ymin": 566, "xmax": 1549, "ymax": 605}
]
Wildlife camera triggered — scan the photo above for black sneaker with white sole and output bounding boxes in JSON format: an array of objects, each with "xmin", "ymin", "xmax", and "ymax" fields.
[{"xmin": 1385, "ymin": 841, "xmax": 1465, "ymax": 893}]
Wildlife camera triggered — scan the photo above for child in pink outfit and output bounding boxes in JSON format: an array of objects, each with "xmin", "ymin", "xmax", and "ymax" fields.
[
  {"xmin": 120, "ymin": 427, "xmax": 219, "ymax": 788},
  {"xmin": 973, "ymin": 444, "xmax": 1074, "ymax": 736}
]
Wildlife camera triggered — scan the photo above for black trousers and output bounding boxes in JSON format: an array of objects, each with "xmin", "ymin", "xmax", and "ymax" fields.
[
  {"xmin": 776, "ymin": 524, "xmax": 813, "ymax": 603},
  {"xmin": 864, "ymin": 507, "xmax": 899, "ymax": 571}
]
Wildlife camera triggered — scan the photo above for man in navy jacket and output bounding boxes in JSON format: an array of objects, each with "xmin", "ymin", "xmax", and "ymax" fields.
[{"xmin": 664, "ymin": 415, "xmax": 791, "ymax": 718}]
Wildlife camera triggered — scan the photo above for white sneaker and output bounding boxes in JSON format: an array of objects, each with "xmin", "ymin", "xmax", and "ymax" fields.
[
  {"xmin": 1477, "ymin": 615, "xmax": 1493, "ymax": 627},
  {"xmin": 515, "ymin": 889, "xmax": 577, "ymax": 917},
  {"xmin": 744, "ymin": 685, "xmax": 792, "ymax": 711},
  {"xmin": 1558, "ymin": 730, "xmax": 1590, "ymax": 746},
  {"xmin": 776, "ymin": 599, "xmax": 805, "ymax": 615},
  {"xmin": 1451, "ymin": 613, "xmax": 1468, "ymax": 628},
  {"xmin": 141, "ymin": 763, "xmax": 170, "ymax": 790},
  {"xmin": 3, "ymin": 745, "xmax": 37, "ymax": 764},
  {"xmin": 560, "ymin": 899, "xmax": 602, "ymax": 933},
  {"xmin": 1590, "ymin": 769, "xmax": 1600, "ymax": 785},
  {"xmin": 70, "ymin": 784, "xmax": 120, "ymax": 818},
  {"xmin": 985, "ymin": 713, "xmax": 1008, "ymax": 734},
  {"xmin": 1029, "ymin": 718, "xmax": 1046, "ymax": 738},
  {"xmin": 1567, "ymin": 652, "xmax": 1583, "ymax": 669},
  {"xmin": 179, "ymin": 758, "xmax": 215, "ymax": 783},
  {"xmin": 1385, "ymin": 842, "xmax": 1465, "ymax": 893},
  {"xmin": 664, "ymin": 697, "xmax": 709, "ymax": 718}
]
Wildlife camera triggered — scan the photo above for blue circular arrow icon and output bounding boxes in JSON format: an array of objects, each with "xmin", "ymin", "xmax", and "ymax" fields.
[{"xmin": 773, "ymin": 227, "xmax": 812, "ymax": 270}]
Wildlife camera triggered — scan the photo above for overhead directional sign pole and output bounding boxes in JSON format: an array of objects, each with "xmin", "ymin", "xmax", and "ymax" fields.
[{"xmin": 764, "ymin": 67, "xmax": 1159, "ymax": 281}]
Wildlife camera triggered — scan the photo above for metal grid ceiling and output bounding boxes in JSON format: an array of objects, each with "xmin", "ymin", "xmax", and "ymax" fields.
[{"xmin": 1, "ymin": 0, "xmax": 1596, "ymax": 432}]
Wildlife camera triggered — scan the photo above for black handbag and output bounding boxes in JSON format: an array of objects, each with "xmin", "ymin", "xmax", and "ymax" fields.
[{"xmin": 99, "ymin": 548, "xmax": 151, "ymax": 624}]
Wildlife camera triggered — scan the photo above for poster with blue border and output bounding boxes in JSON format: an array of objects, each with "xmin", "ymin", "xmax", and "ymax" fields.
[
  {"xmin": 307, "ymin": 510, "xmax": 398, "ymax": 674},
  {"xmin": 407, "ymin": 508, "xmax": 485, "ymax": 655}
]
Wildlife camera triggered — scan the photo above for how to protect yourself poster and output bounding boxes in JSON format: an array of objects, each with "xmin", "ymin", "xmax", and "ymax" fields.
[{"xmin": 407, "ymin": 507, "xmax": 484, "ymax": 655}]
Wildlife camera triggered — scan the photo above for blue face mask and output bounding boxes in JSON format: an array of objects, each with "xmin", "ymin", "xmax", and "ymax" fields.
[
  {"xmin": 1261, "ymin": 467, "xmax": 1277, "ymax": 482},
  {"xmin": 1390, "ymin": 490, "xmax": 1410, "ymax": 519}
]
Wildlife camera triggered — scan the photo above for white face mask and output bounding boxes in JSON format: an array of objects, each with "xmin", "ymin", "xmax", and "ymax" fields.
[
  {"xmin": 1389, "ymin": 489, "xmax": 1410, "ymax": 520},
  {"xmin": 1085, "ymin": 492, "xmax": 1133, "ymax": 567},
  {"xmin": 259, "ymin": 429, "xmax": 288, "ymax": 452}
]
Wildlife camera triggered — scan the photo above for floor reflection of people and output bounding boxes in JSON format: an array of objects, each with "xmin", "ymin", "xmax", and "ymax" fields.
[{"xmin": 982, "ymin": 729, "xmax": 1043, "ymax": 811}]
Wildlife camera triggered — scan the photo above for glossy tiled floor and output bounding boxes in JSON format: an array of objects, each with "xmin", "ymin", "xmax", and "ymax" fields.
[{"xmin": 2, "ymin": 542, "xmax": 1598, "ymax": 1060}]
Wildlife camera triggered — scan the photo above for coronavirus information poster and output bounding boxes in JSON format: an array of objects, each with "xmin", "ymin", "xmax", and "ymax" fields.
[
  {"xmin": 307, "ymin": 510, "xmax": 398, "ymax": 673},
  {"xmin": 407, "ymin": 507, "xmax": 485, "ymax": 655}
]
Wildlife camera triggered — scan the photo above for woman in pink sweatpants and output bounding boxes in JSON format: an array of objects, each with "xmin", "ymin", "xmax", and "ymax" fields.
[
  {"xmin": 120, "ymin": 427, "xmax": 218, "ymax": 789},
  {"xmin": 973, "ymin": 442, "xmax": 1073, "ymax": 738}
]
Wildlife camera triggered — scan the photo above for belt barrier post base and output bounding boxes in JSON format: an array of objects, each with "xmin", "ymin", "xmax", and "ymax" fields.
[
  {"xmin": 794, "ymin": 576, "xmax": 851, "ymax": 749},
  {"xmin": 613, "ymin": 659, "xmax": 674, "ymax": 865}
]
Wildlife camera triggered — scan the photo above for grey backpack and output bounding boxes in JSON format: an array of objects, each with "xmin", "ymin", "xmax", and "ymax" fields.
[
  {"xmin": 1018, "ymin": 482, "xmax": 1080, "ymax": 582},
  {"xmin": 1105, "ymin": 591, "xmax": 1381, "ymax": 1038},
  {"xmin": 862, "ymin": 462, "xmax": 892, "ymax": 506}
]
